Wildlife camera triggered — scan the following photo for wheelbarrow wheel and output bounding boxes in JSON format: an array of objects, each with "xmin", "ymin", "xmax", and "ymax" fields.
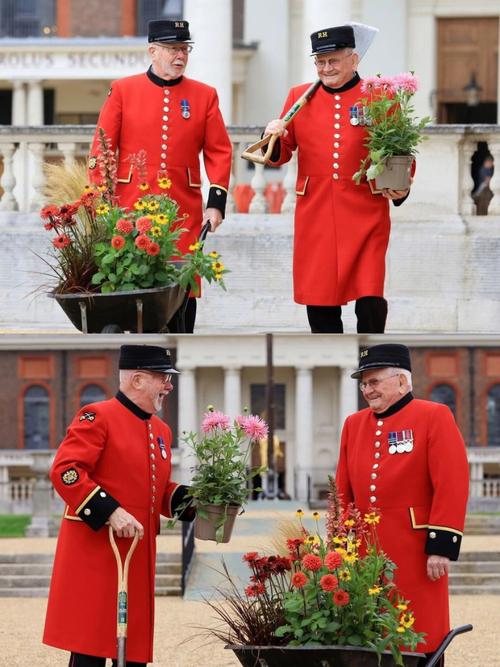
[{"xmin": 101, "ymin": 324, "xmax": 124, "ymax": 333}]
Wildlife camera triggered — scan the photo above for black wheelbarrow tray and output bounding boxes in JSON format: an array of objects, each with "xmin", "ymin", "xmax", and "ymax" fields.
[
  {"xmin": 49, "ymin": 223, "xmax": 210, "ymax": 334},
  {"xmin": 226, "ymin": 624, "xmax": 473, "ymax": 667}
]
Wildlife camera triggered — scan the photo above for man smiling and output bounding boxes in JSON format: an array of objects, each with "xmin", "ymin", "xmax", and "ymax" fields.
[
  {"xmin": 264, "ymin": 24, "xmax": 411, "ymax": 333},
  {"xmin": 44, "ymin": 345, "xmax": 193, "ymax": 666},
  {"xmin": 88, "ymin": 20, "xmax": 232, "ymax": 332},
  {"xmin": 336, "ymin": 344, "xmax": 469, "ymax": 665}
]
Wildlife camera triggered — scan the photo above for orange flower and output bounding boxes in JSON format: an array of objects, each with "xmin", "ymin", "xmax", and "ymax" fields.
[
  {"xmin": 320, "ymin": 574, "xmax": 338, "ymax": 592},
  {"xmin": 291, "ymin": 572, "xmax": 307, "ymax": 589},
  {"xmin": 111, "ymin": 235, "xmax": 125, "ymax": 250}
]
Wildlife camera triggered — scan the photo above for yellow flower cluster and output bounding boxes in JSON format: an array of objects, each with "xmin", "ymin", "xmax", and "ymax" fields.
[
  {"xmin": 364, "ymin": 511, "xmax": 381, "ymax": 525},
  {"xmin": 397, "ymin": 611, "xmax": 415, "ymax": 633}
]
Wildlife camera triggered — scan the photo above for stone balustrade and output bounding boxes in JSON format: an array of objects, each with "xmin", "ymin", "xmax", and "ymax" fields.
[{"xmin": 0, "ymin": 124, "xmax": 498, "ymax": 214}]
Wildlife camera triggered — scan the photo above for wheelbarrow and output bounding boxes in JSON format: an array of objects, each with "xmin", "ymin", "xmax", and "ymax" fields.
[
  {"xmin": 226, "ymin": 624, "xmax": 473, "ymax": 667},
  {"xmin": 50, "ymin": 223, "xmax": 210, "ymax": 334}
]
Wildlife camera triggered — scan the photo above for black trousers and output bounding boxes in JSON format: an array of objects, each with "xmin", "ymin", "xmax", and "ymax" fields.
[
  {"xmin": 69, "ymin": 652, "xmax": 146, "ymax": 666},
  {"xmin": 167, "ymin": 296, "xmax": 197, "ymax": 333},
  {"xmin": 306, "ymin": 296, "xmax": 388, "ymax": 334}
]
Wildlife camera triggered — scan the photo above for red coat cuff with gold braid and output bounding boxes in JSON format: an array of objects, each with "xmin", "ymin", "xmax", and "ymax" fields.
[
  {"xmin": 207, "ymin": 185, "xmax": 228, "ymax": 217},
  {"xmin": 424, "ymin": 526, "xmax": 463, "ymax": 561},
  {"xmin": 76, "ymin": 485, "xmax": 120, "ymax": 531},
  {"xmin": 170, "ymin": 484, "xmax": 195, "ymax": 522}
]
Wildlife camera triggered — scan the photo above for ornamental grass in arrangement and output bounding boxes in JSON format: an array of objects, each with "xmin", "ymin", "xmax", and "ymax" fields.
[
  {"xmin": 204, "ymin": 476, "xmax": 424, "ymax": 666},
  {"xmin": 38, "ymin": 129, "xmax": 228, "ymax": 295}
]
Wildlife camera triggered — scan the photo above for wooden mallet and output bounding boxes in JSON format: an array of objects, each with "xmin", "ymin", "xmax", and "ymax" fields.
[
  {"xmin": 241, "ymin": 79, "xmax": 321, "ymax": 165},
  {"xmin": 109, "ymin": 525, "xmax": 140, "ymax": 667}
]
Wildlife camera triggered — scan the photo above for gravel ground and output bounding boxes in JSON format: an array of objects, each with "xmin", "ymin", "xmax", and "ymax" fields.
[{"xmin": 0, "ymin": 595, "xmax": 498, "ymax": 667}]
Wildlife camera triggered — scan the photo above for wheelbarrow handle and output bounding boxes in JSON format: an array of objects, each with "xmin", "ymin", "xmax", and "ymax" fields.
[
  {"xmin": 199, "ymin": 221, "xmax": 211, "ymax": 243},
  {"xmin": 425, "ymin": 624, "xmax": 473, "ymax": 667}
]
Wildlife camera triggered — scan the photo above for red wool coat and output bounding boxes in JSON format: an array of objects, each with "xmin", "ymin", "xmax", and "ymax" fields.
[
  {"xmin": 270, "ymin": 79, "xmax": 391, "ymax": 306},
  {"xmin": 336, "ymin": 397, "xmax": 469, "ymax": 653},
  {"xmin": 88, "ymin": 70, "xmax": 232, "ymax": 255},
  {"xmin": 43, "ymin": 393, "xmax": 187, "ymax": 663}
]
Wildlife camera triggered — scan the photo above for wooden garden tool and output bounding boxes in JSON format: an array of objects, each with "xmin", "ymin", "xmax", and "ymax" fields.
[
  {"xmin": 241, "ymin": 79, "xmax": 321, "ymax": 165},
  {"xmin": 109, "ymin": 525, "xmax": 140, "ymax": 667}
]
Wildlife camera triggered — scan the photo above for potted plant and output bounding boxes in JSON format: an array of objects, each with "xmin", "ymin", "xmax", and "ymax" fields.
[
  {"xmin": 202, "ymin": 477, "xmax": 427, "ymax": 666},
  {"xmin": 177, "ymin": 408, "xmax": 268, "ymax": 544},
  {"xmin": 352, "ymin": 72, "xmax": 431, "ymax": 192},
  {"xmin": 37, "ymin": 132, "xmax": 228, "ymax": 333}
]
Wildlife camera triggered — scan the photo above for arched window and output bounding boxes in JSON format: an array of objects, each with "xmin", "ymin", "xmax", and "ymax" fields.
[
  {"xmin": 487, "ymin": 384, "xmax": 500, "ymax": 447},
  {"xmin": 80, "ymin": 384, "xmax": 106, "ymax": 408},
  {"xmin": 429, "ymin": 384, "xmax": 456, "ymax": 416},
  {"xmin": 24, "ymin": 385, "xmax": 50, "ymax": 449}
]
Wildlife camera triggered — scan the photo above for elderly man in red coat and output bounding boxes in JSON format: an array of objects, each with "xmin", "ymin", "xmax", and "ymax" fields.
[
  {"xmin": 336, "ymin": 344, "xmax": 469, "ymax": 665},
  {"xmin": 43, "ymin": 345, "xmax": 193, "ymax": 666},
  {"xmin": 264, "ymin": 24, "xmax": 411, "ymax": 333},
  {"xmin": 88, "ymin": 20, "xmax": 232, "ymax": 333}
]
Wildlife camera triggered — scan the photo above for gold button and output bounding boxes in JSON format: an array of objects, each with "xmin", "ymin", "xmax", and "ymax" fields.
[
  {"xmin": 334, "ymin": 114, "xmax": 340, "ymax": 119},
  {"xmin": 429, "ymin": 531, "xmax": 436, "ymax": 539},
  {"xmin": 452, "ymin": 535, "xmax": 458, "ymax": 543},
  {"xmin": 370, "ymin": 496, "xmax": 376, "ymax": 503},
  {"xmin": 334, "ymin": 133, "xmax": 340, "ymax": 138},
  {"xmin": 377, "ymin": 420, "xmax": 383, "ymax": 426},
  {"xmin": 84, "ymin": 508, "xmax": 91, "ymax": 515},
  {"xmin": 370, "ymin": 484, "xmax": 376, "ymax": 491},
  {"xmin": 334, "ymin": 95, "xmax": 341, "ymax": 100},
  {"xmin": 374, "ymin": 442, "xmax": 381, "ymax": 448},
  {"xmin": 99, "ymin": 491, "xmax": 106, "ymax": 497},
  {"xmin": 162, "ymin": 125, "xmax": 168, "ymax": 130},
  {"xmin": 333, "ymin": 162, "xmax": 339, "ymax": 169},
  {"xmin": 333, "ymin": 152, "xmax": 339, "ymax": 159},
  {"xmin": 335, "ymin": 103, "xmax": 341, "ymax": 109},
  {"xmin": 152, "ymin": 474, "xmax": 156, "ymax": 481},
  {"xmin": 374, "ymin": 452, "xmax": 380, "ymax": 459},
  {"xmin": 152, "ymin": 464, "xmax": 156, "ymax": 471},
  {"xmin": 334, "ymin": 123, "xmax": 340, "ymax": 129},
  {"xmin": 150, "ymin": 453, "xmax": 155, "ymax": 460},
  {"xmin": 162, "ymin": 134, "xmax": 168, "ymax": 140},
  {"xmin": 150, "ymin": 443, "xmax": 155, "ymax": 450},
  {"xmin": 333, "ymin": 174, "xmax": 339, "ymax": 180},
  {"xmin": 149, "ymin": 434, "xmax": 154, "ymax": 440},
  {"xmin": 162, "ymin": 115, "xmax": 168, "ymax": 121},
  {"xmin": 334, "ymin": 142, "xmax": 340, "ymax": 148},
  {"xmin": 163, "ymin": 106, "xmax": 169, "ymax": 112},
  {"xmin": 160, "ymin": 163, "xmax": 166, "ymax": 169},
  {"xmin": 373, "ymin": 464, "xmax": 379, "ymax": 469},
  {"xmin": 371, "ymin": 473, "xmax": 377, "ymax": 479},
  {"xmin": 161, "ymin": 153, "xmax": 167, "ymax": 159},
  {"xmin": 375, "ymin": 430, "xmax": 382, "ymax": 436}
]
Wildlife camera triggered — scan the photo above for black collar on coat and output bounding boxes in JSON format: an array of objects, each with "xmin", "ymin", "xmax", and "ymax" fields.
[
  {"xmin": 116, "ymin": 390, "xmax": 152, "ymax": 420},
  {"xmin": 146, "ymin": 66, "xmax": 183, "ymax": 87},
  {"xmin": 321, "ymin": 71, "xmax": 360, "ymax": 94},
  {"xmin": 374, "ymin": 392, "xmax": 414, "ymax": 419}
]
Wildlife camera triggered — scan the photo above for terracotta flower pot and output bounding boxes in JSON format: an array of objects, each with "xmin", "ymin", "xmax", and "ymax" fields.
[
  {"xmin": 372, "ymin": 155, "xmax": 414, "ymax": 191},
  {"xmin": 194, "ymin": 504, "xmax": 241, "ymax": 543},
  {"xmin": 226, "ymin": 644, "xmax": 425, "ymax": 667}
]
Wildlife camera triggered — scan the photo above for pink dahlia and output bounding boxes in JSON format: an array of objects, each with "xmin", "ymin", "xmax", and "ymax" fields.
[
  {"xmin": 392, "ymin": 72, "xmax": 419, "ymax": 95},
  {"xmin": 201, "ymin": 410, "xmax": 231, "ymax": 433},
  {"xmin": 241, "ymin": 414, "xmax": 268, "ymax": 441}
]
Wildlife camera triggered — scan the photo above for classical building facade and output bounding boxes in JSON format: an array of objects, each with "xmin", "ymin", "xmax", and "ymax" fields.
[{"xmin": 0, "ymin": 334, "xmax": 499, "ymax": 511}]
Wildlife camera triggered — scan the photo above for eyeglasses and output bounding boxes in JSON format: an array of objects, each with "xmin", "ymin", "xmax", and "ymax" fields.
[
  {"xmin": 157, "ymin": 44, "xmax": 192, "ymax": 55},
  {"xmin": 314, "ymin": 52, "xmax": 353, "ymax": 69},
  {"xmin": 139, "ymin": 371, "xmax": 173, "ymax": 384},
  {"xmin": 359, "ymin": 373, "xmax": 400, "ymax": 392}
]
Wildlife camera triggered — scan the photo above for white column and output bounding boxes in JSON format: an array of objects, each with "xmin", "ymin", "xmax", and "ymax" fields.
[
  {"xmin": 337, "ymin": 365, "xmax": 358, "ymax": 459},
  {"xmin": 184, "ymin": 0, "xmax": 232, "ymax": 122},
  {"xmin": 26, "ymin": 80, "xmax": 44, "ymax": 125},
  {"xmin": 223, "ymin": 366, "xmax": 242, "ymax": 420},
  {"xmin": 248, "ymin": 163, "xmax": 267, "ymax": 213},
  {"xmin": 177, "ymin": 366, "xmax": 198, "ymax": 484},
  {"xmin": 359, "ymin": 0, "xmax": 407, "ymax": 76},
  {"xmin": 28, "ymin": 142, "xmax": 46, "ymax": 211},
  {"xmin": 301, "ymin": 0, "xmax": 352, "ymax": 84},
  {"xmin": 295, "ymin": 365, "xmax": 314, "ymax": 501},
  {"xmin": 12, "ymin": 81, "xmax": 27, "ymax": 125},
  {"xmin": 407, "ymin": 3, "xmax": 435, "ymax": 121},
  {"xmin": 281, "ymin": 153, "xmax": 297, "ymax": 213},
  {"xmin": 57, "ymin": 142, "xmax": 78, "ymax": 168},
  {"xmin": 459, "ymin": 139, "xmax": 476, "ymax": 216},
  {"xmin": 0, "ymin": 144, "xmax": 19, "ymax": 211}
]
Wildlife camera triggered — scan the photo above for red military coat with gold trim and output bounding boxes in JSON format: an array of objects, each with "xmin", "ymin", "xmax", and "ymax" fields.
[
  {"xmin": 43, "ymin": 392, "xmax": 188, "ymax": 663},
  {"xmin": 88, "ymin": 69, "xmax": 232, "ymax": 256},
  {"xmin": 270, "ymin": 77, "xmax": 394, "ymax": 306},
  {"xmin": 336, "ymin": 396, "xmax": 469, "ymax": 653}
]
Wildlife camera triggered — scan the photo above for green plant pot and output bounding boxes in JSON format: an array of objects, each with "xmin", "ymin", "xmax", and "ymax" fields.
[
  {"xmin": 374, "ymin": 155, "xmax": 414, "ymax": 191},
  {"xmin": 194, "ymin": 504, "xmax": 240, "ymax": 543},
  {"xmin": 226, "ymin": 644, "xmax": 425, "ymax": 667}
]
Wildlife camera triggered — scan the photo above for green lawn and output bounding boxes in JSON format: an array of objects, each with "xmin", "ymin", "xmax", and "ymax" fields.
[{"xmin": 0, "ymin": 515, "xmax": 31, "ymax": 538}]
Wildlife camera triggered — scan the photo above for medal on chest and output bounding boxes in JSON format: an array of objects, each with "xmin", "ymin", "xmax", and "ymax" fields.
[
  {"xmin": 180, "ymin": 99, "xmax": 191, "ymax": 119},
  {"xmin": 388, "ymin": 429, "xmax": 414, "ymax": 455},
  {"xmin": 157, "ymin": 436, "xmax": 168, "ymax": 459},
  {"xmin": 349, "ymin": 104, "xmax": 371, "ymax": 127}
]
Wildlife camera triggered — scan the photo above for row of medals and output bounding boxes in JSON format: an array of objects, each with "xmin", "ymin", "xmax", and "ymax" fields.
[{"xmin": 349, "ymin": 105, "xmax": 372, "ymax": 126}]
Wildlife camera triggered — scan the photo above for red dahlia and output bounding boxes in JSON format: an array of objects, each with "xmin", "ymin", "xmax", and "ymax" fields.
[
  {"xmin": 146, "ymin": 241, "xmax": 160, "ymax": 256},
  {"xmin": 302, "ymin": 554, "xmax": 323, "ymax": 572},
  {"xmin": 111, "ymin": 235, "xmax": 125, "ymax": 250},
  {"xmin": 52, "ymin": 234, "xmax": 71, "ymax": 249},
  {"xmin": 333, "ymin": 589, "xmax": 350, "ymax": 606},
  {"xmin": 320, "ymin": 574, "xmax": 338, "ymax": 592},
  {"xmin": 291, "ymin": 571, "xmax": 308, "ymax": 589},
  {"xmin": 325, "ymin": 551, "xmax": 342, "ymax": 570},
  {"xmin": 135, "ymin": 235, "xmax": 150, "ymax": 250}
]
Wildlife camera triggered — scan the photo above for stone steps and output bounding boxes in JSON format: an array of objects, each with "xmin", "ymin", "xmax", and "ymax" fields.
[
  {"xmin": 0, "ymin": 553, "xmax": 183, "ymax": 597},
  {"xmin": 450, "ymin": 551, "xmax": 500, "ymax": 593}
]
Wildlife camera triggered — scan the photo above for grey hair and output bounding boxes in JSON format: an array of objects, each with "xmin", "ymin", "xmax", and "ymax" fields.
[{"xmin": 387, "ymin": 367, "xmax": 413, "ymax": 390}]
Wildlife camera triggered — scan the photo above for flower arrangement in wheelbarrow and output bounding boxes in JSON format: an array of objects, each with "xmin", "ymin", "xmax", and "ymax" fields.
[
  {"xmin": 171, "ymin": 407, "xmax": 268, "ymax": 544},
  {"xmin": 203, "ymin": 477, "xmax": 425, "ymax": 666},
  {"xmin": 38, "ymin": 132, "xmax": 228, "ymax": 308},
  {"xmin": 353, "ymin": 72, "xmax": 431, "ymax": 191}
]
